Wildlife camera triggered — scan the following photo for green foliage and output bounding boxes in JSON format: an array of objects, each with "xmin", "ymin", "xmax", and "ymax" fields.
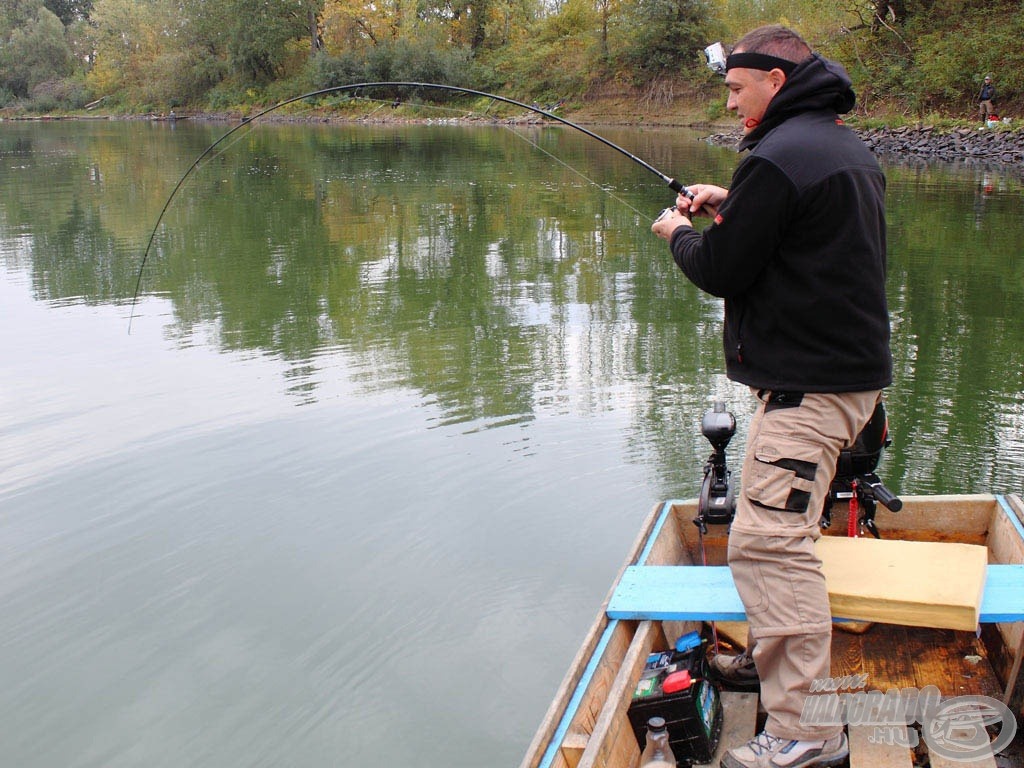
[
  {"xmin": 705, "ymin": 94, "xmax": 727, "ymax": 122},
  {"xmin": 911, "ymin": 7, "xmax": 1024, "ymax": 114},
  {"xmin": 28, "ymin": 76, "xmax": 91, "ymax": 111},
  {"xmin": 817, "ymin": 2, "xmax": 1023, "ymax": 118},
  {"xmin": 482, "ymin": 0, "xmax": 596, "ymax": 100},
  {"xmin": 614, "ymin": 0, "xmax": 716, "ymax": 82},
  {"xmin": 308, "ymin": 50, "xmax": 368, "ymax": 89},
  {"xmin": 0, "ymin": 1, "xmax": 74, "ymax": 98},
  {"xmin": 368, "ymin": 39, "xmax": 474, "ymax": 85},
  {"xmin": 226, "ymin": 0, "xmax": 311, "ymax": 82},
  {"xmin": 43, "ymin": 0, "xmax": 92, "ymax": 25},
  {"xmin": 204, "ymin": 82, "xmax": 261, "ymax": 112},
  {"xmin": 12, "ymin": 0, "xmax": 1021, "ymax": 119},
  {"xmin": 539, "ymin": 0, "xmax": 596, "ymax": 41},
  {"xmin": 136, "ymin": 50, "xmax": 222, "ymax": 109},
  {"xmin": 1, "ymin": 0, "xmax": 45, "ymax": 29},
  {"xmin": 490, "ymin": 37, "xmax": 591, "ymax": 101},
  {"xmin": 309, "ymin": 40, "xmax": 479, "ymax": 94}
]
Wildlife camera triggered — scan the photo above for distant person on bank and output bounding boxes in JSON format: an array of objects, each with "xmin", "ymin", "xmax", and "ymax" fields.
[{"xmin": 979, "ymin": 75, "xmax": 996, "ymax": 120}]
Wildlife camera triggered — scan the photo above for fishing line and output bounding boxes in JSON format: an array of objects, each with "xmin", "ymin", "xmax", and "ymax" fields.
[
  {"xmin": 349, "ymin": 95, "xmax": 650, "ymax": 217},
  {"xmin": 501, "ymin": 127, "xmax": 649, "ymax": 218},
  {"xmin": 129, "ymin": 82, "xmax": 694, "ymax": 332},
  {"xmin": 201, "ymin": 121, "xmax": 260, "ymax": 167}
]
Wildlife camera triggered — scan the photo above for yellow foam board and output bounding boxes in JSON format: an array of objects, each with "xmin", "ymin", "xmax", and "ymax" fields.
[{"xmin": 816, "ymin": 536, "xmax": 988, "ymax": 631}]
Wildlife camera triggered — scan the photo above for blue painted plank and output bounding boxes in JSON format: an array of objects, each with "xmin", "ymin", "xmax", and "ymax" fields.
[
  {"xmin": 608, "ymin": 566, "xmax": 745, "ymax": 621},
  {"xmin": 980, "ymin": 564, "xmax": 1024, "ymax": 623},
  {"xmin": 997, "ymin": 494, "xmax": 1024, "ymax": 543},
  {"xmin": 537, "ymin": 620, "xmax": 619, "ymax": 768},
  {"xmin": 607, "ymin": 564, "xmax": 1024, "ymax": 623}
]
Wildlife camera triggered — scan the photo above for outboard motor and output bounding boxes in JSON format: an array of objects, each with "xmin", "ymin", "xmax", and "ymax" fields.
[{"xmin": 822, "ymin": 400, "xmax": 902, "ymax": 537}]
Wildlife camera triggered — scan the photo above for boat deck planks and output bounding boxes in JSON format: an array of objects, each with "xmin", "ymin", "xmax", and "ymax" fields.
[
  {"xmin": 927, "ymin": 703, "xmax": 998, "ymax": 768},
  {"xmin": 830, "ymin": 624, "xmax": 1002, "ymax": 698},
  {"xmin": 847, "ymin": 722, "xmax": 914, "ymax": 768},
  {"xmin": 930, "ymin": 752, "xmax": 997, "ymax": 768},
  {"xmin": 578, "ymin": 621, "xmax": 660, "ymax": 768}
]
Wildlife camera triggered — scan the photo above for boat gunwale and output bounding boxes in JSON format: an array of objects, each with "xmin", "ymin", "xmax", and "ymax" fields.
[{"xmin": 517, "ymin": 500, "xmax": 671, "ymax": 768}]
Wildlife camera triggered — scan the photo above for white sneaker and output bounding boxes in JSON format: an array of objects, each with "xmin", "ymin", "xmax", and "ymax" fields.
[{"xmin": 720, "ymin": 731, "xmax": 848, "ymax": 768}]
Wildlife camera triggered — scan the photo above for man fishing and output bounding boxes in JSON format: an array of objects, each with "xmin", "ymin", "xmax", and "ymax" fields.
[{"xmin": 651, "ymin": 25, "xmax": 892, "ymax": 768}]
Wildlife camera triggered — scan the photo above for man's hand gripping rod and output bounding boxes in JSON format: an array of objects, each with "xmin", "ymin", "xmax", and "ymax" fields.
[{"xmin": 654, "ymin": 187, "xmax": 698, "ymax": 224}]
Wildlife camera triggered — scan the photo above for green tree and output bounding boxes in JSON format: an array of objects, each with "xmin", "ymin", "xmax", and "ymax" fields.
[
  {"xmin": 0, "ymin": 0, "xmax": 74, "ymax": 98},
  {"xmin": 86, "ymin": 0, "xmax": 161, "ymax": 102},
  {"xmin": 44, "ymin": 0, "xmax": 92, "ymax": 25},
  {"xmin": 614, "ymin": 0, "xmax": 713, "ymax": 81},
  {"xmin": 224, "ymin": 0, "xmax": 323, "ymax": 82}
]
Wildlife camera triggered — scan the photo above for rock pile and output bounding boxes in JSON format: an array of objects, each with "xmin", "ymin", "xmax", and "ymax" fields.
[
  {"xmin": 705, "ymin": 124, "xmax": 1024, "ymax": 165},
  {"xmin": 858, "ymin": 125, "xmax": 1024, "ymax": 164}
]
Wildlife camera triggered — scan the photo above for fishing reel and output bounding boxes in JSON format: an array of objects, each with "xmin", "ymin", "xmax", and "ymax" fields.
[
  {"xmin": 694, "ymin": 401, "xmax": 737, "ymax": 534},
  {"xmin": 654, "ymin": 206, "xmax": 679, "ymax": 224},
  {"xmin": 821, "ymin": 400, "xmax": 902, "ymax": 538},
  {"xmin": 653, "ymin": 189, "xmax": 697, "ymax": 225}
]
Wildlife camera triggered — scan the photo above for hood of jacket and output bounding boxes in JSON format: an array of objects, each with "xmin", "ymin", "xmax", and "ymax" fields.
[{"xmin": 738, "ymin": 53, "xmax": 857, "ymax": 151}]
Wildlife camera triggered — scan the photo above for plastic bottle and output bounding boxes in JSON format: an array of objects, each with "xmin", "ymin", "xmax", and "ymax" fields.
[{"xmin": 640, "ymin": 716, "xmax": 677, "ymax": 767}]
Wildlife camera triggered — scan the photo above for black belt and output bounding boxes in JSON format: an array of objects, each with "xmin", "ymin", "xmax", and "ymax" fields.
[{"xmin": 759, "ymin": 390, "xmax": 805, "ymax": 410}]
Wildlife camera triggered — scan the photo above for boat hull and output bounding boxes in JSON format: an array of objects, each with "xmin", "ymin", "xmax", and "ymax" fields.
[{"xmin": 521, "ymin": 494, "xmax": 1024, "ymax": 768}]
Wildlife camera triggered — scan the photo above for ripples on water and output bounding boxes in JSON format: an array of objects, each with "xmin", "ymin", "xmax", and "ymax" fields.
[{"xmin": 2, "ymin": 277, "xmax": 658, "ymax": 767}]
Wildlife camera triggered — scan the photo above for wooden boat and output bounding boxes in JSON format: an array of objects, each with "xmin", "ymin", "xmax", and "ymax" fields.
[{"xmin": 520, "ymin": 493, "xmax": 1024, "ymax": 768}]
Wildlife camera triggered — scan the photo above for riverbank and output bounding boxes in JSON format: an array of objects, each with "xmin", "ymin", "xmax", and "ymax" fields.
[{"xmin": 6, "ymin": 103, "xmax": 1024, "ymax": 167}]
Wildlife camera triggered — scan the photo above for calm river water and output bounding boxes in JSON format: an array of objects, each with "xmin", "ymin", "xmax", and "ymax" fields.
[{"xmin": 1, "ymin": 118, "xmax": 1022, "ymax": 767}]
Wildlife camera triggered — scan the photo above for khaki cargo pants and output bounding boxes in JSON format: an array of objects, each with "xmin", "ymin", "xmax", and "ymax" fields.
[{"xmin": 728, "ymin": 388, "xmax": 883, "ymax": 741}]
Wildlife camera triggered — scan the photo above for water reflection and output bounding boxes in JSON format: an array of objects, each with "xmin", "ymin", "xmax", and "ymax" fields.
[
  {"xmin": 3, "ymin": 121, "xmax": 1023, "ymax": 483},
  {"xmin": 882, "ymin": 161, "xmax": 1024, "ymax": 493},
  {"xmin": 3, "ymin": 122, "xmax": 1024, "ymax": 483}
]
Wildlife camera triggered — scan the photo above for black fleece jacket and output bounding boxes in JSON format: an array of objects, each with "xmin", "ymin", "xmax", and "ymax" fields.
[{"xmin": 670, "ymin": 54, "xmax": 893, "ymax": 393}]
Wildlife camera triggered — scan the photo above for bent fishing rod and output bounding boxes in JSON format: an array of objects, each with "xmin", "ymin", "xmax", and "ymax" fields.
[{"xmin": 128, "ymin": 81, "xmax": 696, "ymax": 332}]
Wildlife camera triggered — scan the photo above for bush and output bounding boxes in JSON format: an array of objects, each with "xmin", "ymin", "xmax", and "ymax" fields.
[
  {"xmin": 614, "ymin": 0, "xmax": 715, "ymax": 85},
  {"xmin": 308, "ymin": 50, "xmax": 370, "ymax": 89},
  {"xmin": 481, "ymin": 2, "xmax": 597, "ymax": 102},
  {"xmin": 25, "ymin": 78, "xmax": 92, "ymax": 112},
  {"xmin": 307, "ymin": 42, "xmax": 480, "ymax": 103},
  {"xmin": 204, "ymin": 81, "xmax": 255, "ymax": 111}
]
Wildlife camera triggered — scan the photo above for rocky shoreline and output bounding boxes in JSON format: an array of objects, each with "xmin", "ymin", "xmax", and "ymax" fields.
[{"xmin": 706, "ymin": 123, "xmax": 1024, "ymax": 166}]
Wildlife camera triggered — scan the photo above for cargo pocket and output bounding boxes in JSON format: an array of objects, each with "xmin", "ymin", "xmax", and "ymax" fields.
[{"xmin": 744, "ymin": 431, "xmax": 825, "ymax": 515}]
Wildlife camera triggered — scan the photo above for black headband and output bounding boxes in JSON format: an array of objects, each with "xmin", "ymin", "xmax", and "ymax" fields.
[{"xmin": 725, "ymin": 52, "xmax": 797, "ymax": 75}]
